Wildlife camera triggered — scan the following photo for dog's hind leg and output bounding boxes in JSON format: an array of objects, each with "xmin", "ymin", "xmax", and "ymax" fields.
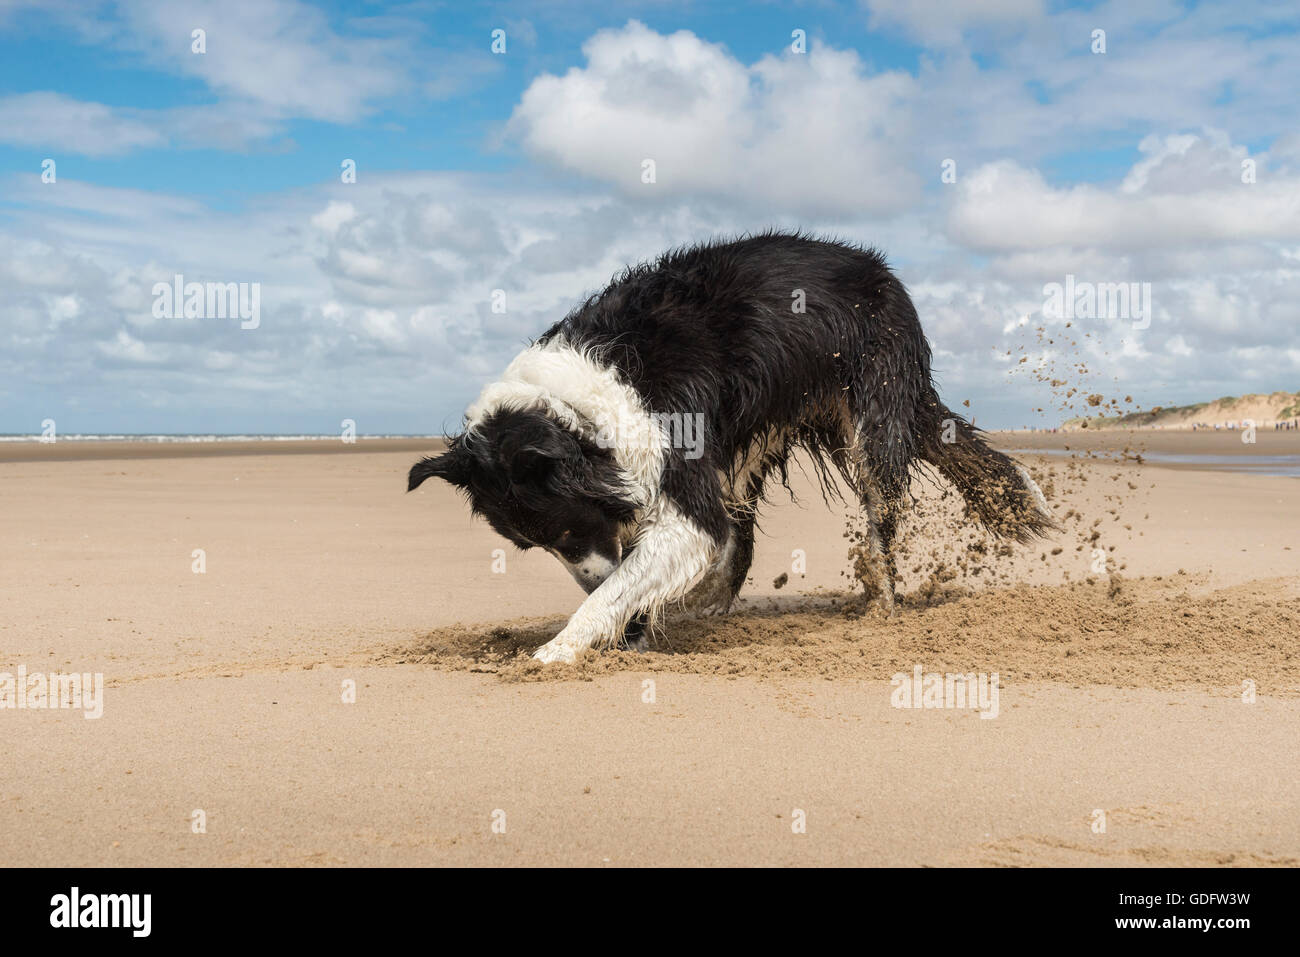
[
  {"xmin": 846, "ymin": 431, "xmax": 904, "ymax": 614},
  {"xmin": 681, "ymin": 511, "xmax": 756, "ymax": 615},
  {"xmin": 681, "ymin": 461, "xmax": 765, "ymax": 617},
  {"xmin": 850, "ymin": 478, "xmax": 896, "ymax": 613},
  {"xmin": 620, "ymin": 612, "xmax": 650, "ymax": 651},
  {"xmin": 726, "ymin": 511, "xmax": 757, "ymax": 602},
  {"xmin": 614, "ymin": 511, "xmax": 751, "ymax": 652}
]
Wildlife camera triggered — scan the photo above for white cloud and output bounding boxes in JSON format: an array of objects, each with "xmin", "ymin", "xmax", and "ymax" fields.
[
  {"xmin": 118, "ymin": 0, "xmax": 408, "ymax": 124},
  {"xmin": 1121, "ymin": 130, "xmax": 1250, "ymax": 194},
  {"xmin": 310, "ymin": 201, "xmax": 357, "ymax": 236},
  {"xmin": 509, "ymin": 21, "xmax": 919, "ymax": 216},
  {"xmin": 0, "ymin": 170, "xmax": 755, "ymax": 428},
  {"xmin": 0, "ymin": 91, "xmax": 301, "ymax": 156},
  {"xmin": 0, "ymin": 0, "xmax": 496, "ymax": 157},
  {"xmin": 863, "ymin": 0, "xmax": 1044, "ymax": 46},
  {"xmin": 3, "ymin": 11, "xmax": 1299, "ymax": 430},
  {"xmin": 947, "ymin": 139, "xmax": 1300, "ymax": 253},
  {"xmin": 0, "ymin": 92, "xmax": 166, "ymax": 156}
]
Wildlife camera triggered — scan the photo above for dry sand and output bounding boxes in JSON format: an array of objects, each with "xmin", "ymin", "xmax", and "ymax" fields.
[{"xmin": 1, "ymin": 434, "xmax": 1297, "ymax": 866}]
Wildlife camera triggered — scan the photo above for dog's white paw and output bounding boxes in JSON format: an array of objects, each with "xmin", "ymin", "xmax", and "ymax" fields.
[{"xmin": 532, "ymin": 639, "xmax": 579, "ymax": 664}]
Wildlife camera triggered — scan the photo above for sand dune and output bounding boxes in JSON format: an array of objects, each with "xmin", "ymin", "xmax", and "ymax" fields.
[{"xmin": 1064, "ymin": 390, "xmax": 1300, "ymax": 430}]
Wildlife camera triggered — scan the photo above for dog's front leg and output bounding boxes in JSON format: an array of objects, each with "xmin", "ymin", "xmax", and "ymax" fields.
[{"xmin": 533, "ymin": 501, "xmax": 717, "ymax": 664}]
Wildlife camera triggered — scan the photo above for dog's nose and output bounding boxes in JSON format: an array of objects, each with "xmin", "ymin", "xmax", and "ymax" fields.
[
  {"xmin": 575, "ymin": 562, "xmax": 614, "ymax": 593},
  {"xmin": 577, "ymin": 570, "xmax": 605, "ymax": 593},
  {"xmin": 553, "ymin": 550, "xmax": 619, "ymax": 594}
]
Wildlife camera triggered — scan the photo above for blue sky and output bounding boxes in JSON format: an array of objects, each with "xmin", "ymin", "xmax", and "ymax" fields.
[
  {"xmin": 2, "ymin": 0, "xmax": 1298, "ymax": 434},
  {"xmin": 0, "ymin": 2, "xmax": 929, "ymax": 196}
]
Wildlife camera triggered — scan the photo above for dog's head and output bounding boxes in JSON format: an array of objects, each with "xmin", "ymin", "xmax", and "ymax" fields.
[{"xmin": 408, "ymin": 408, "xmax": 637, "ymax": 593}]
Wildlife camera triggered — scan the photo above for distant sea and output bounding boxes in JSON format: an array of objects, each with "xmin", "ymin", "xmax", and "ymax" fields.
[{"xmin": 1009, "ymin": 446, "xmax": 1300, "ymax": 478}]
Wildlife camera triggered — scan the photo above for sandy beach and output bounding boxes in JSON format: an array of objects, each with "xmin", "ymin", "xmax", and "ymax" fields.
[{"xmin": 2, "ymin": 433, "xmax": 1297, "ymax": 866}]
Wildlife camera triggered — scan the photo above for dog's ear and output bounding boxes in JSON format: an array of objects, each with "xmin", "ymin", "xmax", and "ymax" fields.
[
  {"xmin": 506, "ymin": 443, "xmax": 561, "ymax": 485},
  {"xmin": 494, "ymin": 418, "xmax": 574, "ymax": 487},
  {"xmin": 408, "ymin": 448, "xmax": 472, "ymax": 491}
]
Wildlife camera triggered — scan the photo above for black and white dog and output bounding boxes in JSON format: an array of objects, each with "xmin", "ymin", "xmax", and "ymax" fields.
[{"xmin": 409, "ymin": 233, "xmax": 1053, "ymax": 663}]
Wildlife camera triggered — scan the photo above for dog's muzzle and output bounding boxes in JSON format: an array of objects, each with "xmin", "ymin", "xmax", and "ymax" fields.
[{"xmin": 551, "ymin": 548, "xmax": 620, "ymax": 594}]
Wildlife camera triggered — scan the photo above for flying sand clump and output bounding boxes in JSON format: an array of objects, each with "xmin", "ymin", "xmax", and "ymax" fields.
[{"xmin": 835, "ymin": 319, "xmax": 1153, "ymax": 608}]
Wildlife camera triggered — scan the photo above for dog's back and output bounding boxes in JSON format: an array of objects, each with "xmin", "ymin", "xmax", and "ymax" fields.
[{"xmin": 543, "ymin": 233, "xmax": 926, "ymax": 489}]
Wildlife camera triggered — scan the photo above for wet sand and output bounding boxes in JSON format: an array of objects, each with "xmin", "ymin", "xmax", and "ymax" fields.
[{"xmin": 991, "ymin": 427, "xmax": 1300, "ymax": 460}]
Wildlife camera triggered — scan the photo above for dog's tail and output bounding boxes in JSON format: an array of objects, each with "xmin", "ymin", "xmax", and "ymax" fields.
[{"xmin": 917, "ymin": 395, "xmax": 1056, "ymax": 543}]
